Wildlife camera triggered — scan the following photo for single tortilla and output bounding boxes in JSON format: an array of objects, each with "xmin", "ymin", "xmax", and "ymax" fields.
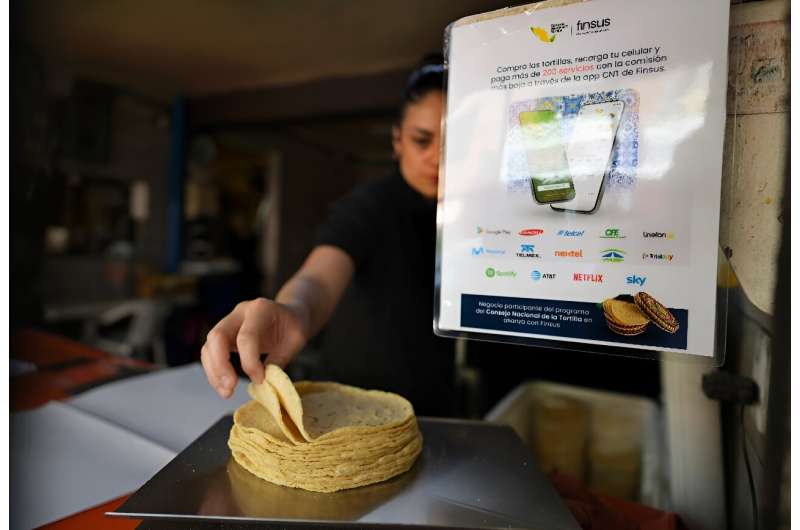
[
  {"xmin": 264, "ymin": 364, "xmax": 314, "ymax": 441},
  {"xmin": 247, "ymin": 380, "xmax": 305, "ymax": 444}
]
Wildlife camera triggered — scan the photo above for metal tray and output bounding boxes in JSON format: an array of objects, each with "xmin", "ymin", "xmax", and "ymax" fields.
[{"xmin": 109, "ymin": 416, "xmax": 579, "ymax": 530}]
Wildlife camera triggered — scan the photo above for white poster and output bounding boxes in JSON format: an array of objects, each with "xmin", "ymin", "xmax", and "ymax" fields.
[{"xmin": 435, "ymin": 0, "xmax": 729, "ymax": 357}]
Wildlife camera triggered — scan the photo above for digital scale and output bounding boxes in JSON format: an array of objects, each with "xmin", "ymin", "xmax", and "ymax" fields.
[{"xmin": 109, "ymin": 417, "xmax": 580, "ymax": 530}]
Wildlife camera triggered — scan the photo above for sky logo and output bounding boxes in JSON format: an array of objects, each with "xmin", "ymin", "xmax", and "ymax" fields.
[{"xmin": 626, "ymin": 274, "xmax": 647, "ymax": 286}]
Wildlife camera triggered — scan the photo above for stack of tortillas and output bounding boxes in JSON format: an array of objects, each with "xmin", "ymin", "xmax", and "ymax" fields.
[
  {"xmin": 602, "ymin": 298, "xmax": 650, "ymax": 336},
  {"xmin": 228, "ymin": 364, "xmax": 422, "ymax": 493}
]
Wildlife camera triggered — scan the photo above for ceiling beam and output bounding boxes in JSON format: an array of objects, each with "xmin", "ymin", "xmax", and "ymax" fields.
[{"xmin": 190, "ymin": 68, "xmax": 413, "ymax": 127}]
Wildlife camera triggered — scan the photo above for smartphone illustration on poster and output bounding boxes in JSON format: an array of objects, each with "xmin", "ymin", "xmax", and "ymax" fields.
[
  {"xmin": 519, "ymin": 110, "xmax": 576, "ymax": 204},
  {"xmin": 552, "ymin": 100, "xmax": 625, "ymax": 214}
]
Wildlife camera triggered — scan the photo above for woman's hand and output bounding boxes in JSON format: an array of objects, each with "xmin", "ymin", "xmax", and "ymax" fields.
[
  {"xmin": 200, "ymin": 298, "xmax": 308, "ymax": 398},
  {"xmin": 201, "ymin": 245, "xmax": 355, "ymax": 398}
]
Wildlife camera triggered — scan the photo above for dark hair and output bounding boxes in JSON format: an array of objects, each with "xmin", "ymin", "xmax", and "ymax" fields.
[{"xmin": 397, "ymin": 53, "xmax": 444, "ymax": 123}]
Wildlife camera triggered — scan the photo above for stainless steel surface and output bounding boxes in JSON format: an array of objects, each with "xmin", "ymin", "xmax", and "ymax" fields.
[{"xmin": 109, "ymin": 416, "xmax": 579, "ymax": 529}]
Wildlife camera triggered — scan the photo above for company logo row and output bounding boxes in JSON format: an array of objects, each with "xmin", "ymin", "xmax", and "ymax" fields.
[
  {"xmin": 472, "ymin": 245, "xmax": 675, "ymax": 263},
  {"xmin": 484, "ymin": 267, "xmax": 648, "ymax": 286},
  {"xmin": 477, "ymin": 226, "xmax": 676, "ymax": 240}
]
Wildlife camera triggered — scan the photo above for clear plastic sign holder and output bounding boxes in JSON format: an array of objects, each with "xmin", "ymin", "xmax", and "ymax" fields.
[{"xmin": 433, "ymin": 0, "xmax": 734, "ymax": 366}]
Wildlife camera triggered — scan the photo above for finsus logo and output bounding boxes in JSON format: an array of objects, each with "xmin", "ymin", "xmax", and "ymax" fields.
[{"xmin": 576, "ymin": 18, "xmax": 611, "ymax": 31}]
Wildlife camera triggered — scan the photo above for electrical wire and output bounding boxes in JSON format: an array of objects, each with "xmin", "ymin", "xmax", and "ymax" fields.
[{"xmin": 740, "ymin": 404, "xmax": 759, "ymax": 530}]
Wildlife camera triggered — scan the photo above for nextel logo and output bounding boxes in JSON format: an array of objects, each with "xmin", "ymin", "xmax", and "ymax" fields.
[
  {"xmin": 573, "ymin": 273, "xmax": 603, "ymax": 283},
  {"xmin": 555, "ymin": 249, "xmax": 583, "ymax": 258}
]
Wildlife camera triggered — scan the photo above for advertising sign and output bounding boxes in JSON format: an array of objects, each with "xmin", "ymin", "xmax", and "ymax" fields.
[{"xmin": 435, "ymin": 0, "xmax": 729, "ymax": 357}]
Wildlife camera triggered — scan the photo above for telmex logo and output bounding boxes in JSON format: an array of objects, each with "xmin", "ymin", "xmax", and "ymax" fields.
[
  {"xmin": 471, "ymin": 247, "xmax": 505, "ymax": 256},
  {"xmin": 574, "ymin": 273, "xmax": 603, "ymax": 283},
  {"xmin": 557, "ymin": 230, "xmax": 584, "ymax": 237},
  {"xmin": 519, "ymin": 229, "xmax": 544, "ymax": 236},
  {"xmin": 601, "ymin": 248, "xmax": 625, "ymax": 263},
  {"xmin": 600, "ymin": 228, "xmax": 626, "ymax": 239},
  {"xmin": 554, "ymin": 249, "xmax": 583, "ymax": 258},
  {"xmin": 642, "ymin": 252, "xmax": 675, "ymax": 262},
  {"xmin": 643, "ymin": 231, "xmax": 676, "ymax": 240},
  {"xmin": 477, "ymin": 226, "xmax": 511, "ymax": 236},
  {"xmin": 485, "ymin": 267, "xmax": 516, "ymax": 278},
  {"xmin": 531, "ymin": 270, "xmax": 557, "ymax": 281},
  {"xmin": 517, "ymin": 244, "xmax": 541, "ymax": 258},
  {"xmin": 626, "ymin": 275, "xmax": 647, "ymax": 286}
]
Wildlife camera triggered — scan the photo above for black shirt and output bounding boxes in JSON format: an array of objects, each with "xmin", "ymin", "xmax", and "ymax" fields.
[{"xmin": 313, "ymin": 171, "xmax": 455, "ymax": 416}]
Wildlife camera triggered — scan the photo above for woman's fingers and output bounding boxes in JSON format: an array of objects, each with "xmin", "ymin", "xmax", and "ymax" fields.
[
  {"xmin": 236, "ymin": 298, "xmax": 276, "ymax": 385},
  {"xmin": 201, "ymin": 306, "xmax": 245, "ymax": 398},
  {"xmin": 202, "ymin": 298, "xmax": 306, "ymax": 397}
]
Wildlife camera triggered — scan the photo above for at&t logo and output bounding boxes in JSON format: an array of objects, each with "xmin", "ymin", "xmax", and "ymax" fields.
[{"xmin": 531, "ymin": 270, "xmax": 556, "ymax": 281}]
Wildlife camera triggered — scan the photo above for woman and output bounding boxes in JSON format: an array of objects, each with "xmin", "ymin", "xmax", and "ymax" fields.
[{"xmin": 201, "ymin": 57, "xmax": 456, "ymax": 416}]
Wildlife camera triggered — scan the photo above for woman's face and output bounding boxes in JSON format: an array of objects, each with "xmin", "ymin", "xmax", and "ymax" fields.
[{"xmin": 392, "ymin": 90, "xmax": 443, "ymax": 200}]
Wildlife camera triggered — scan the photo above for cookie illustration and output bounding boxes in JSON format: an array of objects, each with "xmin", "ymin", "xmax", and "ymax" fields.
[{"xmin": 634, "ymin": 292, "xmax": 679, "ymax": 334}]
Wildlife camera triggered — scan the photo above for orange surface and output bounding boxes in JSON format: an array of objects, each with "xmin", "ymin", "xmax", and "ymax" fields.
[
  {"xmin": 11, "ymin": 328, "xmax": 154, "ymax": 412},
  {"xmin": 550, "ymin": 471, "xmax": 689, "ymax": 530},
  {"xmin": 13, "ymin": 328, "xmax": 111, "ymax": 366},
  {"xmin": 35, "ymin": 494, "xmax": 139, "ymax": 530}
]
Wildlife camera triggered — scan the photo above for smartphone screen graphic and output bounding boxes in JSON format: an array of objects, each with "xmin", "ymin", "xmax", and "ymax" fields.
[
  {"xmin": 519, "ymin": 110, "xmax": 575, "ymax": 204},
  {"xmin": 552, "ymin": 101, "xmax": 624, "ymax": 214}
]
